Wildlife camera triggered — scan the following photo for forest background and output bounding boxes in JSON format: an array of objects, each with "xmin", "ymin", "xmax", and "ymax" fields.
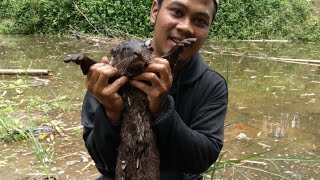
[{"xmin": 0, "ymin": 0, "xmax": 320, "ymax": 41}]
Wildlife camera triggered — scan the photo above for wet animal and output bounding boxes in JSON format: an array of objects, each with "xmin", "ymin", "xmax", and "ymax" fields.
[{"xmin": 64, "ymin": 38, "xmax": 196, "ymax": 180}]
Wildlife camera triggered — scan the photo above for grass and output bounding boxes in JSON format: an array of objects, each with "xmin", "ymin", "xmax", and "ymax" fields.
[
  {"xmin": 27, "ymin": 130, "xmax": 55, "ymax": 179},
  {"xmin": 204, "ymin": 140, "xmax": 320, "ymax": 179},
  {"xmin": 0, "ymin": 75, "xmax": 79, "ymax": 178},
  {"xmin": 0, "ymin": 76, "xmax": 77, "ymax": 141}
]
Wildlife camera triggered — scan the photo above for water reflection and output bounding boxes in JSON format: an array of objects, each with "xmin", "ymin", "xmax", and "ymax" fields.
[{"xmin": 203, "ymin": 39, "xmax": 320, "ymax": 178}]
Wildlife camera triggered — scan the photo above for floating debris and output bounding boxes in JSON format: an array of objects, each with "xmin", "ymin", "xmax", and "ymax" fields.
[
  {"xmin": 244, "ymin": 69, "xmax": 256, "ymax": 73},
  {"xmin": 257, "ymin": 142, "xmax": 271, "ymax": 148},
  {"xmin": 271, "ymin": 86, "xmax": 286, "ymax": 90},
  {"xmin": 31, "ymin": 77, "xmax": 50, "ymax": 87},
  {"xmin": 311, "ymin": 81, "xmax": 320, "ymax": 84},
  {"xmin": 257, "ymin": 132, "xmax": 261, "ymax": 137},
  {"xmin": 236, "ymin": 133, "xmax": 251, "ymax": 141},
  {"xmin": 300, "ymin": 93, "xmax": 315, "ymax": 97},
  {"xmin": 242, "ymin": 160, "xmax": 268, "ymax": 165},
  {"xmin": 0, "ymin": 160, "xmax": 7, "ymax": 167},
  {"xmin": 237, "ymin": 106, "xmax": 247, "ymax": 110},
  {"xmin": 289, "ymin": 89, "xmax": 301, "ymax": 91}
]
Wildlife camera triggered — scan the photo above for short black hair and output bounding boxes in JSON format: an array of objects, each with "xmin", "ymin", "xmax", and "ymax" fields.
[{"xmin": 156, "ymin": 0, "xmax": 218, "ymax": 22}]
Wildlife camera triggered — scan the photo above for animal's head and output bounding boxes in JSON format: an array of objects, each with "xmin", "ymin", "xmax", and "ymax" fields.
[{"xmin": 110, "ymin": 39, "xmax": 152, "ymax": 78}]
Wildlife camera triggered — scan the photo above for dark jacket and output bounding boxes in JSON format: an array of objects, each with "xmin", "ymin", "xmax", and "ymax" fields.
[{"xmin": 81, "ymin": 52, "xmax": 228, "ymax": 179}]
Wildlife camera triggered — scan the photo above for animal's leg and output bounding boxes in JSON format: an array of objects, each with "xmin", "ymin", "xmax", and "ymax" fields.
[
  {"xmin": 161, "ymin": 38, "xmax": 197, "ymax": 68},
  {"xmin": 64, "ymin": 53, "xmax": 97, "ymax": 75}
]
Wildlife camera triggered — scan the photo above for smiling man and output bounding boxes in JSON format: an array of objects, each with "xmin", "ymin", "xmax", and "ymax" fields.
[{"xmin": 81, "ymin": 0, "xmax": 228, "ymax": 179}]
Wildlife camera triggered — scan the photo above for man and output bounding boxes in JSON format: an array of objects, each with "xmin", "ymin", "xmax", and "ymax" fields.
[{"xmin": 82, "ymin": 0, "xmax": 228, "ymax": 179}]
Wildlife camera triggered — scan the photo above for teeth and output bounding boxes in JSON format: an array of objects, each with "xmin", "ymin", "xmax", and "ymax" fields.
[{"xmin": 171, "ymin": 38, "xmax": 179, "ymax": 43}]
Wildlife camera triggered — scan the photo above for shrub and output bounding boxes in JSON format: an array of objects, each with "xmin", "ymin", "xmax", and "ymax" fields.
[{"xmin": 0, "ymin": 0, "xmax": 319, "ymax": 41}]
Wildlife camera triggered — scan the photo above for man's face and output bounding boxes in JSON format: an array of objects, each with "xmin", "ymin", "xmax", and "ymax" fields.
[{"xmin": 150, "ymin": 0, "xmax": 215, "ymax": 66}]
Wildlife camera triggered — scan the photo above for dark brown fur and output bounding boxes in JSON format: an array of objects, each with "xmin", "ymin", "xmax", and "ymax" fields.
[
  {"xmin": 64, "ymin": 38, "xmax": 197, "ymax": 180},
  {"xmin": 110, "ymin": 39, "xmax": 159, "ymax": 180}
]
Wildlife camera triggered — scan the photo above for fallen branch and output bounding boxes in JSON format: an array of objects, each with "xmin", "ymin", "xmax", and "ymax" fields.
[
  {"xmin": 235, "ymin": 39, "xmax": 289, "ymax": 43},
  {"xmin": 247, "ymin": 55, "xmax": 320, "ymax": 66},
  {"xmin": 0, "ymin": 69, "xmax": 53, "ymax": 76},
  {"xmin": 222, "ymin": 52, "xmax": 320, "ymax": 66},
  {"xmin": 80, "ymin": 160, "xmax": 95, "ymax": 172},
  {"xmin": 73, "ymin": 3, "xmax": 99, "ymax": 34}
]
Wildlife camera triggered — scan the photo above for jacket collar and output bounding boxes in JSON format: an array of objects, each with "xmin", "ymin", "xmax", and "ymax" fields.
[{"xmin": 173, "ymin": 52, "xmax": 209, "ymax": 86}]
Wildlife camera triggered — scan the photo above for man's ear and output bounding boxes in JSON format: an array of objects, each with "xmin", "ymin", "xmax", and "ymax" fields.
[{"xmin": 150, "ymin": 0, "xmax": 159, "ymax": 25}]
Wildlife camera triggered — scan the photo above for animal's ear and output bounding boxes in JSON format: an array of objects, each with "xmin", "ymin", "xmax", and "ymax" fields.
[
  {"xmin": 110, "ymin": 48, "xmax": 116, "ymax": 56},
  {"xmin": 147, "ymin": 46, "xmax": 154, "ymax": 52}
]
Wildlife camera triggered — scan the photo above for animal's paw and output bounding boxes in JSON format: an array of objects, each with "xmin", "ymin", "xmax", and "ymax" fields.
[
  {"xmin": 178, "ymin": 38, "xmax": 197, "ymax": 48},
  {"xmin": 63, "ymin": 53, "xmax": 97, "ymax": 75},
  {"xmin": 64, "ymin": 53, "xmax": 86, "ymax": 64}
]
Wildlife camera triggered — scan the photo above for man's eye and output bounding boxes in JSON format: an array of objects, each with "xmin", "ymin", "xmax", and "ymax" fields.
[
  {"xmin": 171, "ymin": 8, "xmax": 183, "ymax": 17},
  {"xmin": 194, "ymin": 18, "xmax": 209, "ymax": 28}
]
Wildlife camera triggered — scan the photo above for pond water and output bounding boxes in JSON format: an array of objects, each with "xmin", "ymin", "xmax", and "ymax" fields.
[{"xmin": 0, "ymin": 35, "xmax": 319, "ymax": 179}]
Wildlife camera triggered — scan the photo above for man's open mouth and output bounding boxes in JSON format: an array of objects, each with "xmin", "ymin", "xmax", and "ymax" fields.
[{"xmin": 170, "ymin": 37, "xmax": 182, "ymax": 45}]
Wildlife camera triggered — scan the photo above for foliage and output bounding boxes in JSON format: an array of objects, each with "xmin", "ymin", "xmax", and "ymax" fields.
[
  {"xmin": 211, "ymin": 0, "xmax": 320, "ymax": 41},
  {"xmin": 0, "ymin": 0, "xmax": 153, "ymax": 37},
  {"xmin": 0, "ymin": 0, "xmax": 319, "ymax": 38},
  {"xmin": 0, "ymin": 0, "xmax": 319, "ymax": 41}
]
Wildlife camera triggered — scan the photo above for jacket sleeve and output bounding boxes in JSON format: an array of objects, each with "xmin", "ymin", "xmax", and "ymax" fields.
[
  {"xmin": 151, "ymin": 77, "xmax": 228, "ymax": 174},
  {"xmin": 81, "ymin": 92, "xmax": 120, "ymax": 175}
]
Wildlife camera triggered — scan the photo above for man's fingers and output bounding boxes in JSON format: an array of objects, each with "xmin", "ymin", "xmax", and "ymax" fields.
[
  {"xmin": 152, "ymin": 57, "xmax": 170, "ymax": 65},
  {"xmin": 103, "ymin": 76, "xmax": 129, "ymax": 95},
  {"xmin": 87, "ymin": 63, "xmax": 107, "ymax": 79},
  {"xmin": 87, "ymin": 65, "xmax": 118, "ymax": 92},
  {"xmin": 95, "ymin": 67, "xmax": 121, "ymax": 87},
  {"xmin": 101, "ymin": 56, "xmax": 109, "ymax": 64},
  {"xmin": 146, "ymin": 64, "xmax": 172, "ymax": 81},
  {"xmin": 129, "ymin": 79, "xmax": 150, "ymax": 94}
]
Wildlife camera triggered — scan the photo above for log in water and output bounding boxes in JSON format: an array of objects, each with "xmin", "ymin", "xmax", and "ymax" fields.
[{"xmin": 0, "ymin": 69, "xmax": 53, "ymax": 76}]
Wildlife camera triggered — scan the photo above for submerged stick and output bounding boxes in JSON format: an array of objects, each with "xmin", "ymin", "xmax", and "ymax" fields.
[
  {"xmin": 248, "ymin": 55, "xmax": 320, "ymax": 66},
  {"xmin": 0, "ymin": 69, "xmax": 53, "ymax": 76},
  {"xmin": 222, "ymin": 52, "xmax": 320, "ymax": 66}
]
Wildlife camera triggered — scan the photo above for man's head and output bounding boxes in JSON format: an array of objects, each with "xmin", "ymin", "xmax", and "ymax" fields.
[
  {"xmin": 156, "ymin": 0, "xmax": 219, "ymax": 22},
  {"xmin": 150, "ymin": 0, "xmax": 217, "ymax": 68}
]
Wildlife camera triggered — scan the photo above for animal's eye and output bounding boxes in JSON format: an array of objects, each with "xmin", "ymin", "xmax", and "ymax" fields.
[{"xmin": 122, "ymin": 47, "xmax": 129, "ymax": 51}]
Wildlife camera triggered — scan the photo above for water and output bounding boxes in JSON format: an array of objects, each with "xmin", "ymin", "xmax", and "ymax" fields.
[
  {"xmin": 0, "ymin": 35, "xmax": 319, "ymax": 179},
  {"xmin": 203, "ymin": 40, "xmax": 320, "ymax": 179}
]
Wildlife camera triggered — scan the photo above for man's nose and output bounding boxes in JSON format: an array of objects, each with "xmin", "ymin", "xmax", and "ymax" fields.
[{"xmin": 176, "ymin": 18, "xmax": 194, "ymax": 37}]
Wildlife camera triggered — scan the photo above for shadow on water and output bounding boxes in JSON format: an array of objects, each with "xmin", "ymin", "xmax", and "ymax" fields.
[{"xmin": 0, "ymin": 35, "xmax": 319, "ymax": 179}]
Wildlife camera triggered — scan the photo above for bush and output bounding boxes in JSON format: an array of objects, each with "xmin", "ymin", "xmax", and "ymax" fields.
[
  {"xmin": 211, "ymin": 0, "xmax": 320, "ymax": 41},
  {"xmin": 0, "ymin": 0, "xmax": 319, "ymax": 41},
  {"xmin": 0, "ymin": 0, "xmax": 153, "ymax": 36}
]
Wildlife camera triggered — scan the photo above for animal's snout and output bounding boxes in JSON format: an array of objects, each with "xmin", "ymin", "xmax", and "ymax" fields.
[{"xmin": 134, "ymin": 51, "xmax": 142, "ymax": 57}]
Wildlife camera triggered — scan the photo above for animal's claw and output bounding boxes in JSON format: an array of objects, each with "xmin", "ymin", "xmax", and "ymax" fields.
[
  {"xmin": 161, "ymin": 38, "xmax": 197, "ymax": 68},
  {"xmin": 64, "ymin": 53, "xmax": 86, "ymax": 64},
  {"xmin": 63, "ymin": 53, "xmax": 97, "ymax": 75}
]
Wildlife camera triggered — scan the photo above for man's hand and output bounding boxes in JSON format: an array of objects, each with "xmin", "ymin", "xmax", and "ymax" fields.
[
  {"xmin": 87, "ymin": 57, "xmax": 128, "ymax": 125},
  {"xmin": 129, "ymin": 57, "xmax": 173, "ymax": 117}
]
